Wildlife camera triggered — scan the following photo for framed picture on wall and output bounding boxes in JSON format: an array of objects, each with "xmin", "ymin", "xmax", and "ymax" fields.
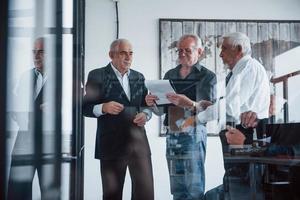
[{"xmin": 159, "ymin": 18, "xmax": 300, "ymax": 136}]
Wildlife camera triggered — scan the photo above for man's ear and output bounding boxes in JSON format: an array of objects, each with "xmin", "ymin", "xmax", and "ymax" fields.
[
  {"xmin": 109, "ymin": 51, "xmax": 114, "ymax": 59},
  {"xmin": 237, "ymin": 45, "xmax": 243, "ymax": 53},
  {"xmin": 197, "ymin": 48, "xmax": 203, "ymax": 56},
  {"xmin": 236, "ymin": 45, "xmax": 243, "ymax": 57}
]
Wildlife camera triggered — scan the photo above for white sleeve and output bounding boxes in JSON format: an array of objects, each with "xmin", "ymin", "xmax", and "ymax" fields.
[{"xmin": 93, "ymin": 104, "xmax": 105, "ymax": 117}]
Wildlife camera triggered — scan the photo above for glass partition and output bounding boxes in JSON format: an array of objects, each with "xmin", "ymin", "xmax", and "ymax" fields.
[{"xmin": 3, "ymin": 0, "xmax": 84, "ymax": 199}]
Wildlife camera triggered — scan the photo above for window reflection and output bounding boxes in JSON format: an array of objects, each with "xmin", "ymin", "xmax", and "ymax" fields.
[{"xmin": 5, "ymin": 0, "xmax": 76, "ymax": 199}]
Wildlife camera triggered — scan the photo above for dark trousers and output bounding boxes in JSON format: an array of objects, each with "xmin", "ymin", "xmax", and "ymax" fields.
[{"xmin": 100, "ymin": 156, "xmax": 154, "ymax": 200}]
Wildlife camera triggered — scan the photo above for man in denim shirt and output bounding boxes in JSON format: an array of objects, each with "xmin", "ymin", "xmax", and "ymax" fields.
[{"xmin": 146, "ymin": 34, "xmax": 216, "ymax": 200}]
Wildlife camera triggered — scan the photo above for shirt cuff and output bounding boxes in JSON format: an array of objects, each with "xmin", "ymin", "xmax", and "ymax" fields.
[
  {"xmin": 93, "ymin": 104, "xmax": 104, "ymax": 117},
  {"xmin": 142, "ymin": 108, "xmax": 152, "ymax": 121}
]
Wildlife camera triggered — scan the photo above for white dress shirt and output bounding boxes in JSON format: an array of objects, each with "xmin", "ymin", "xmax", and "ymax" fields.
[
  {"xmin": 226, "ymin": 55, "xmax": 270, "ymax": 123},
  {"xmin": 93, "ymin": 63, "xmax": 151, "ymax": 120},
  {"xmin": 111, "ymin": 63, "xmax": 131, "ymax": 100}
]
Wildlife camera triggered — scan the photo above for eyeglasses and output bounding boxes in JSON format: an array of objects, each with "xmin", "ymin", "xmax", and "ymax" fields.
[
  {"xmin": 175, "ymin": 47, "xmax": 197, "ymax": 55},
  {"xmin": 32, "ymin": 50, "xmax": 44, "ymax": 55}
]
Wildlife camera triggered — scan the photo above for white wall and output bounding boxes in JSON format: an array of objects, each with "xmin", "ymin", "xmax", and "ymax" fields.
[{"xmin": 84, "ymin": 0, "xmax": 300, "ymax": 199}]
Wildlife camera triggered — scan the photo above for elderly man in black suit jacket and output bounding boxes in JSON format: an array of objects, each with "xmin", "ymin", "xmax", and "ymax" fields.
[{"xmin": 83, "ymin": 39, "xmax": 154, "ymax": 200}]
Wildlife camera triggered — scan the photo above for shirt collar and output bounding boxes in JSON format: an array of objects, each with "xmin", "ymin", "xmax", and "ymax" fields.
[
  {"xmin": 232, "ymin": 55, "xmax": 251, "ymax": 74},
  {"xmin": 194, "ymin": 62, "xmax": 203, "ymax": 72},
  {"xmin": 110, "ymin": 63, "xmax": 130, "ymax": 78},
  {"xmin": 178, "ymin": 61, "xmax": 202, "ymax": 75},
  {"xmin": 34, "ymin": 68, "xmax": 46, "ymax": 77},
  {"xmin": 34, "ymin": 68, "xmax": 41, "ymax": 76}
]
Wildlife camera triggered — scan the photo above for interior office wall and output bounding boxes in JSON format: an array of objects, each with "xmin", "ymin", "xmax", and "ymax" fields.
[{"xmin": 84, "ymin": 0, "xmax": 300, "ymax": 199}]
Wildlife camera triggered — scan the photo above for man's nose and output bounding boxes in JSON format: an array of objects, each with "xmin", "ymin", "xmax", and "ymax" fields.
[
  {"xmin": 35, "ymin": 54, "xmax": 42, "ymax": 60},
  {"xmin": 125, "ymin": 53, "xmax": 132, "ymax": 58},
  {"xmin": 179, "ymin": 52, "xmax": 187, "ymax": 57}
]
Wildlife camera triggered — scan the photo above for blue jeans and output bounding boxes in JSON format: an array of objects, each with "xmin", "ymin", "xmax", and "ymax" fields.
[{"xmin": 166, "ymin": 126, "xmax": 207, "ymax": 200}]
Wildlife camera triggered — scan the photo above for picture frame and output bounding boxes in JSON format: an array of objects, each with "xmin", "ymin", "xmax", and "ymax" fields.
[{"xmin": 159, "ymin": 18, "xmax": 300, "ymax": 136}]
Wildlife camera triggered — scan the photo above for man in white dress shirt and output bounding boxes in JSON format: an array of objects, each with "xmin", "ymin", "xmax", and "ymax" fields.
[
  {"xmin": 7, "ymin": 37, "xmax": 51, "ymax": 200},
  {"xmin": 220, "ymin": 32, "xmax": 270, "ymax": 145},
  {"xmin": 221, "ymin": 32, "xmax": 270, "ymax": 126},
  {"xmin": 205, "ymin": 32, "xmax": 271, "ymax": 200}
]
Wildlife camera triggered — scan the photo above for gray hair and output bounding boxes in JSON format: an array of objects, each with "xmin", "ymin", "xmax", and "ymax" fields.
[
  {"xmin": 110, "ymin": 38, "xmax": 131, "ymax": 52},
  {"xmin": 34, "ymin": 37, "xmax": 44, "ymax": 45},
  {"xmin": 222, "ymin": 32, "xmax": 251, "ymax": 56},
  {"xmin": 177, "ymin": 34, "xmax": 203, "ymax": 49}
]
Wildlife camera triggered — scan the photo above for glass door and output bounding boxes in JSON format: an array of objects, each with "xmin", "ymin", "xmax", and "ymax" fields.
[{"xmin": 1, "ymin": 0, "xmax": 85, "ymax": 199}]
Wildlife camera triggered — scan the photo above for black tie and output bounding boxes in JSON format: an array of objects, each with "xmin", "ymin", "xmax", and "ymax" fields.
[
  {"xmin": 225, "ymin": 72, "xmax": 233, "ymax": 86},
  {"xmin": 33, "ymin": 71, "xmax": 38, "ymax": 88}
]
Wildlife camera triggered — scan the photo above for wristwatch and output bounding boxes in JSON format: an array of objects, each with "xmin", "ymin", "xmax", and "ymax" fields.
[
  {"xmin": 189, "ymin": 101, "xmax": 197, "ymax": 113},
  {"xmin": 142, "ymin": 110, "xmax": 151, "ymax": 121},
  {"xmin": 192, "ymin": 101, "xmax": 197, "ymax": 108}
]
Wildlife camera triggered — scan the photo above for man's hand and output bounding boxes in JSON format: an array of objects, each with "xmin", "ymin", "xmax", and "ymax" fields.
[
  {"xmin": 225, "ymin": 126, "xmax": 246, "ymax": 145},
  {"xmin": 145, "ymin": 94, "xmax": 159, "ymax": 106},
  {"xmin": 102, "ymin": 101, "xmax": 124, "ymax": 115},
  {"xmin": 133, "ymin": 112, "xmax": 147, "ymax": 127},
  {"xmin": 166, "ymin": 93, "xmax": 193, "ymax": 108},
  {"xmin": 240, "ymin": 111, "xmax": 258, "ymax": 128}
]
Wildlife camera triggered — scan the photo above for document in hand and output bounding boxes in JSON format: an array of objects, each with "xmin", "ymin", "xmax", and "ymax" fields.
[{"xmin": 145, "ymin": 80, "xmax": 176, "ymax": 105}]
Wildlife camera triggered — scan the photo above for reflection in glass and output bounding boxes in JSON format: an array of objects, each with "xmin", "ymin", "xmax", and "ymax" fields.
[{"xmin": 5, "ymin": 0, "xmax": 75, "ymax": 199}]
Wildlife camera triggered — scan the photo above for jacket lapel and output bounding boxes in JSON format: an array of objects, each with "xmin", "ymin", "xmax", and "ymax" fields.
[
  {"xmin": 128, "ymin": 74, "xmax": 135, "ymax": 102},
  {"xmin": 128, "ymin": 71, "xmax": 143, "ymax": 104},
  {"xmin": 105, "ymin": 64, "xmax": 130, "ymax": 102}
]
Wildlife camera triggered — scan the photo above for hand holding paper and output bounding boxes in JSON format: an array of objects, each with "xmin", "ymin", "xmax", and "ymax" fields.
[
  {"xmin": 166, "ymin": 93, "xmax": 193, "ymax": 108},
  {"xmin": 145, "ymin": 94, "xmax": 159, "ymax": 106},
  {"xmin": 145, "ymin": 80, "xmax": 176, "ymax": 105}
]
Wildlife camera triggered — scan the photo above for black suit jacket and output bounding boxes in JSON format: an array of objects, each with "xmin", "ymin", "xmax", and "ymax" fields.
[{"xmin": 83, "ymin": 64, "xmax": 151, "ymax": 160}]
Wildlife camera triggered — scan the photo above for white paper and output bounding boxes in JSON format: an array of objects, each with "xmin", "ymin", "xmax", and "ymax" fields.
[{"xmin": 145, "ymin": 80, "xmax": 176, "ymax": 105}]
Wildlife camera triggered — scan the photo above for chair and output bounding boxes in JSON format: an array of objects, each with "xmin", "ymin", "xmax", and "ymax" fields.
[{"xmin": 263, "ymin": 123, "xmax": 300, "ymax": 200}]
